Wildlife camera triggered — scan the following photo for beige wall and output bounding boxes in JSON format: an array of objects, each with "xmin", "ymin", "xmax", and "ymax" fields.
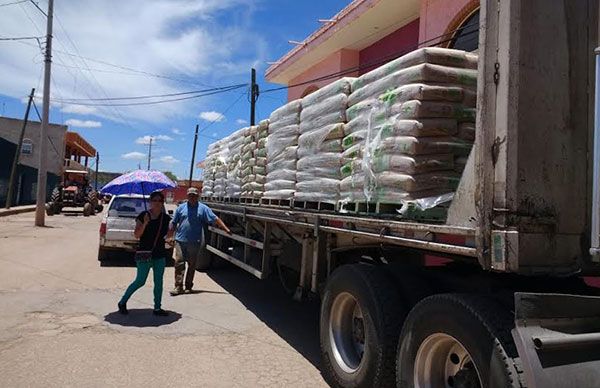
[{"xmin": 0, "ymin": 117, "xmax": 66, "ymax": 176}]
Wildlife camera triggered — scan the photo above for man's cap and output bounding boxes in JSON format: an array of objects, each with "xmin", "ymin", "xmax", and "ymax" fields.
[{"xmin": 187, "ymin": 187, "xmax": 199, "ymax": 196}]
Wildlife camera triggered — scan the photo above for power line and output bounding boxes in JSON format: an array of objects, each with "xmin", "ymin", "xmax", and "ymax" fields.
[
  {"xmin": 51, "ymin": 83, "xmax": 248, "ymax": 102},
  {"xmin": 0, "ymin": 0, "xmax": 27, "ymax": 6},
  {"xmin": 0, "ymin": 36, "xmax": 43, "ymax": 41},
  {"xmin": 27, "ymin": 0, "xmax": 46, "ymax": 16},
  {"xmin": 262, "ymin": 23, "xmax": 479, "ymax": 94},
  {"xmin": 43, "ymin": 84, "xmax": 247, "ymax": 107},
  {"xmin": 199, "ymin": 92, "xmax": 247, "ymax": 136}
]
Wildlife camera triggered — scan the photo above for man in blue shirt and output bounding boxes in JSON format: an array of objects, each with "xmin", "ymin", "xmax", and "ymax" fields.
[{"xmin": 168, "ymin": 187, "xmax": 231, "ymax": 295}]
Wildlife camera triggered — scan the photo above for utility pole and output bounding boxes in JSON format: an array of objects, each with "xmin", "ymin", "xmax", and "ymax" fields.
[
  {"xmin": 147, "ymin": 137, "xmax": 153, "ymax": 170},
  {"xmin": 188, "ymin": 124, "xmax": 199, "ymax": 187},
  {"xmin": 35, "ymin": 0, "xmax": 54, "ymax": 227},
  {"xmin": 94, "ymin": 152, "xmax": 99, "ymax": 191},
  {"xmin": 250, "ymin": 68, "xmax": 259, "ymax": 125},
  {"xmin": 6, "ymin": 88, "xmax": 35, "ymax": 209}
]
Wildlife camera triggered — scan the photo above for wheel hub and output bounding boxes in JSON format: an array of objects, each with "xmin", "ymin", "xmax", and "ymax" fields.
[
  {"xmin": 414, "ymin": 333, "xmax": 482, "ymax": 388},
  {"xmin": 329, "ymin": 292, "xmax": 366, "ymax": 373}
]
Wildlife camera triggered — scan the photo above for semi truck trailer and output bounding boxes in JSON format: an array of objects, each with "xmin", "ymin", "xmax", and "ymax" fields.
[{"xmin": 200, "ymin": 1, "xmax": 600, "ymax": 387}]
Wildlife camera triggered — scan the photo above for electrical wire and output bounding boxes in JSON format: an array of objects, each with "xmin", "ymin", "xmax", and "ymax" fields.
[
  {"xmin": 0, "ymin": 0, "xmax": 27, "ymax": 6},
  {"xmin": 199, "ymin": 91, "xmax": 247, "ymax": 135},
  {"xmin": 262, "ymin": 23, "xmax": 479, "ymax": 94},
  {"xmin": 0, "ymin": 36, "xmax": 43, "ymax": 41},
  {"xmin": 51, "ymin": 83, "xmax": 248, "ymax": 102},
  {"xmin": 27, "ymin": 0, "xmax": 46, "ymax": 16},
  {"xmin": 31, "ymin": 99, "xmax": 61, "ymax": 157},
  {"xmin": 47, "ymin": 84, "xmax": 247, "ymax": 107}
]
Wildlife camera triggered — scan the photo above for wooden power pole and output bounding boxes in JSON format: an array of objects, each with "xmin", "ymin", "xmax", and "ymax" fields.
[
  {"xmin": 188, "ymin": 124, "xmax": 199, "ymax": 187},
  {"xmin": 6, "ymin": 88, "xmax": 35, "ymax": 209}
]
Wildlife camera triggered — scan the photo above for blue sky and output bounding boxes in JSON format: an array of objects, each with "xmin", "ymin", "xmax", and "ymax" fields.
[{"xmin": 0, "ymin": 0, "xmax": 348, "ymax": 179}]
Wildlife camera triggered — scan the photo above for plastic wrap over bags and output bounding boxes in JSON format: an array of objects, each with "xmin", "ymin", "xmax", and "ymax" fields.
[
  {"xmin": 298, "ymin": 123, "xmax": 345, "ymax": 150},
  {"xmin": 297, "ymin": 153, "xmax": 342, "ymax": 171},
  {"xmin": 299, "ymin": 110, "xmax": 347, "ymax": 134},
  {"xmin": 301, "ymin": 77, "xmax": 353, "ymax": 106},
  {"xmin": 300, "ymin": 94, "xmax": 348, "ymax": 123},
  {"xmin": 269, "ymin": 99, "xmax": 301, "ymax": 123},
  {"xmin": 351, "ymin": 47, "xmax": 478, "ymax": 93}
]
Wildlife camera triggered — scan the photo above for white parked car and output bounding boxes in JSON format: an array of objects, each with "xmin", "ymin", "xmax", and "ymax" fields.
[{"xmin": 98, "ymin": 194, "xmax": 173, "ymax": 263}]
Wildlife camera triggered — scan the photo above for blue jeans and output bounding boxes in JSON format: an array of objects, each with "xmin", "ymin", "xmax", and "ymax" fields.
[{"xmin": 120, "ymin": 257, "xmax": 166, "ymax": 310}]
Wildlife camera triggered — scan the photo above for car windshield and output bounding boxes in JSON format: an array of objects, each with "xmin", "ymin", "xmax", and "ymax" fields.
[{"xmin": 109, "ymin": 197, "xmax": 149, "ymax": 217}]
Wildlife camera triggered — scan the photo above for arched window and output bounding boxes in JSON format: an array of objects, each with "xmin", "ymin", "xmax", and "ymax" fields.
[
  {"xmin": 450, "ymin": 8, "xmax": 480, "ymax": 52},
  {"xmin": 301, "ymin": 85, "xmax": 319, "ymax": 98}
]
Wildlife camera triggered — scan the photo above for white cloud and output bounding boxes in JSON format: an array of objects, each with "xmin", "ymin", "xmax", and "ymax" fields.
[
  {"xmin": 65, "ymin": 119, "xmax": 102, "ymax": 128},
  {"xmin": 171, "ymin": 128, "xmax": 184, "ymax": 135},
  {"xmin": 61, "ymin": 104, "xmax": 98, "ymax": 115},
  {"xmin": 159, "ymin": 156, "xmax": 179, "ymax": 164},
  {"xmin": 122, "ymin": 151, "xmax": 146, "ymax": 160},
  {"xmin": 236, "ymin": 118, "xmax": 248, "ymax": 125},
  {"xmin": 0, "ymin": 0, "xmax": 267, "ymax": 123},
  {"xmin": 200, "ymin": 111, "xmax": 225, "ymax": 122},
  {"xmin": 135, "ymin": 134, "xmax": 174, "ymax": 145}
]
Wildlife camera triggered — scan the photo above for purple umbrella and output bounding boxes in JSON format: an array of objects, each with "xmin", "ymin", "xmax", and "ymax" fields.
[{"xmin": 100, "ymin": 170, "xmax": 177, "ymax": 198}]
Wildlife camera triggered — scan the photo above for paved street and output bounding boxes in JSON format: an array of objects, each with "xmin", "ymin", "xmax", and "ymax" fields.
[{"xmin": 0, "ymin": 210, "xmax": 326, "ymax": 387}]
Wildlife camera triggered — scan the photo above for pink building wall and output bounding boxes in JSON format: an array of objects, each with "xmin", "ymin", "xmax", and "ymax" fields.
[
  {"xmin": 286, "ymin": 0, "xmax": 479, "ymax": 101},
  {"xmin": 358, "ymin": 18, "xmax": 420, "ymax": 75},
  {"xmin": 419, "ymin": 0, "xmax": 479, "ymax": 44},
  {"xmin": 288, "ymin": 49, "xmax": 359, "ymax": 101}
]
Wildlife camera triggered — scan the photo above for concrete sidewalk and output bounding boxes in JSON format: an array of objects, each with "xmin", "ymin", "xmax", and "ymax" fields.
[{"xmin": 0, "ymin": 205, "xmax": 36, "ymax": 217}]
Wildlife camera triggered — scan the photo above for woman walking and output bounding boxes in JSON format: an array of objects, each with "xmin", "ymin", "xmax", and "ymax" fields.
[{"xmin": 118, "ymin": 191, "xmax": 172, "ymax": 316}]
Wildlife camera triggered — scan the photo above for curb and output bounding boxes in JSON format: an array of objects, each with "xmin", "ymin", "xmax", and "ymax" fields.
[{"xmin": 0, "ymin": 206, "xmax": 37, "ymax": 218}]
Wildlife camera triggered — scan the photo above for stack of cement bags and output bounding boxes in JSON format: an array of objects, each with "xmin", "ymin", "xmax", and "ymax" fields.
[
  {"xmin": 225, "ymin": 129, "xmax": 245, "ymax": 198},
  {"xmin": 211, "ymin": 140, "xmax": 229, "ymax": 198},
  {"xmin": 340, "ymin": 47, "xmax": 478, "ymax": 205},
  {"xmin": 264, "ymin": 100, "xmax": 301, "ymax": 201},
  {"xmin": 240, "ymin": 120, "xmax": 269, "ymax": 198},
  {"xmin": 201, "ymin": 141, "xmax": 222, "ymax": 197},
  {"xmin": 295, "ymin": 78, "xmax": 354, "ymax": 204}
]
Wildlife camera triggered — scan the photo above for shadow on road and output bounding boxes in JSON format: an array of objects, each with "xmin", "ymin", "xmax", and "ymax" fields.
[
  {"xmin": 207, "ymin": 267, "xmax": 322, "ymax": 371},
  {"xmin": 104, "ymin": 309, "xmax": 182, "ymax": 327}
]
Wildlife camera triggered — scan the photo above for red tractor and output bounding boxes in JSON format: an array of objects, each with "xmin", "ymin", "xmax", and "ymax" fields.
[{"xmin": 46, "ymin": 170, "xmax": 103, "ymax": 217}]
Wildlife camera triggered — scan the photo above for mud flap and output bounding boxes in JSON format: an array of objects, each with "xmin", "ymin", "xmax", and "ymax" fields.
[{"xmin": 512, "ymin": 293, "xmax": 600, "ymax": 388}]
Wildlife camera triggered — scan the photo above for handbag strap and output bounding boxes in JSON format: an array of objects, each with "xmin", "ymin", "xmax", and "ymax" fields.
[{"xmin": 150, "ymin": 211, "xmax": 164, "ymax": 250}]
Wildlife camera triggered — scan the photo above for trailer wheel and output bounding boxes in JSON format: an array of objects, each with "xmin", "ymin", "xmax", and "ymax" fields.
[
  {"xmin": 320, "ymin": 263, "xmax": 406, "ymax": 387},
  {"xmin": 83, "ymin": 203, "xmax": 92, "ymax": 217},
  {"xmin": 396, "ymin": 294, "xmax": 523, "ymax": 388}
]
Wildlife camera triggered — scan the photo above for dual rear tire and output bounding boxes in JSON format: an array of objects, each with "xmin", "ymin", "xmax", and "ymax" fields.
[{"xmin": 319, "ymin": 264, "xmax": 522, "ymax": 388}]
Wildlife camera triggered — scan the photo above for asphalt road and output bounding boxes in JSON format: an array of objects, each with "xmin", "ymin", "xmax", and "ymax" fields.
[{"xmin": 0, "ymin": 210, "xmax": 326, "ymax": 387}]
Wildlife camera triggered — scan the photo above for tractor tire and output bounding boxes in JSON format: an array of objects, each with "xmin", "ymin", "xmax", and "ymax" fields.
[
  {"xmin": 95, "ymin": 204, "xmax": 104, "ymax": 213},
  {"xmin": 53, "ymin": 202, "xmax": 62, "ymax": 214},
  {"xmin": 45, "ymin": 203, "xmax": 54, "ymax": 216},
  {"xmin": 396, "ymin": 294, "xmax": 524, "ymax": 388},
  {"xmin": 83, "ymin": 203, "xmax": 92, "ymax": 217},
  {"xmin": 51, "ymin": 187, "xmax": 61, "ymax": 203},
  {"xmin": 320, "ymin": 263, "xmax": 407, "ymax": 388},
  {"xmin": 87, "ymin": 191, "xmax": 98, "ymax": 215}
]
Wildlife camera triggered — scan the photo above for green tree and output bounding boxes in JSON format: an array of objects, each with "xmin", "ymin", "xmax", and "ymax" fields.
[{"xmin": 163, "ymin": 171, "xmax": 178, "ymax": 181}]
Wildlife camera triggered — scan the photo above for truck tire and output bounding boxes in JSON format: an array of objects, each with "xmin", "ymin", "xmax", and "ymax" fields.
[
  {"xmin": 83, "ymin": 203, "xmax": 92, "ymax": 217},
  {"xmin": 396, "ymin": 294, "xmax": 523, "ymax": 388},
  {"xmin": 320, "ymin": 263, "xmax": 407, "ymax": 388}
]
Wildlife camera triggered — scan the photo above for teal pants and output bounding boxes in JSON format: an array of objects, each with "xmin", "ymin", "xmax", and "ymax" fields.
[{"xmin": 120, "ymin": 257, "xmax": 166, "ymax": 310}]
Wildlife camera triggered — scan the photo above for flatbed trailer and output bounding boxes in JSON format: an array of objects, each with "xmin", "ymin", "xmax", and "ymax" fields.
[{"xmin": 200, "ymin": 1, "xmax": 600, "ymax": 387}]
